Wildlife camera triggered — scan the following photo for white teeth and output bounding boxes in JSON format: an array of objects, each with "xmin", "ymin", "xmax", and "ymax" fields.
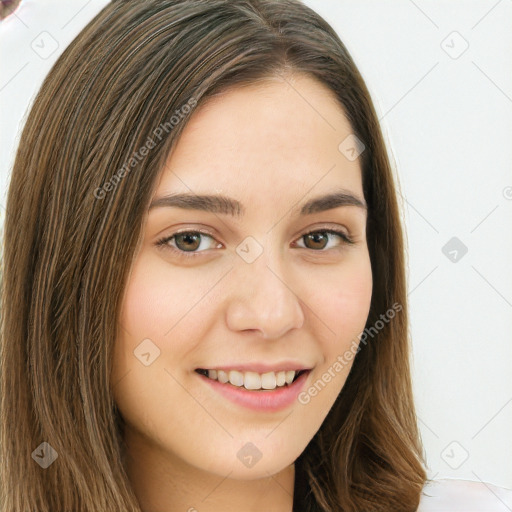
[
  {"xmin": 285, "ymin": 371, "xmax": 295, "ymax": 385},
  {"xmin": 243, "ymin": 371, "xmax": 261, "ymax": 390},
  {"xmin": 261, "ymin": 372, "xmax": 276, "ymax": 390},
  {"xmin": 217, "ymin": 370, "xmax": 229, "ymax": 384},
  {"xmin": 228, "ymin": 370, "xmax": 244, "ymax": 387},
  {"xmin": 202, "ymin": 369, "xmax": 302, "ymax": 389}
]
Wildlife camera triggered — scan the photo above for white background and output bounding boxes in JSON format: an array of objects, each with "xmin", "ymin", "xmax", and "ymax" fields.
[{"xmin": 1, "ymin": 0, "xmax": 511, "ymax": 489}]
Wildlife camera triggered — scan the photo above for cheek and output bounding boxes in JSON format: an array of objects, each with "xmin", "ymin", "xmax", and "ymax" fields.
[
  {"xmin": 308, "ymin": 254, "xmax": 373, "ymax": 342},
  {"xmin": 118, "ymin": 253, "xmax": 210, "ymax": 341},
  {"xmin": 113, "ymin": 252, "xmax": 226, "ymax": 389},
  {"xmin": 113, "ymin": 255, "xmax": 190, "ymax": 388},
  {"xmin": 120, "ymin": 258, "xmax": 174, "ymax": 337},
  {"xmin": 294, "ymin": 257, "xmax": 372, "ymax": 429}
]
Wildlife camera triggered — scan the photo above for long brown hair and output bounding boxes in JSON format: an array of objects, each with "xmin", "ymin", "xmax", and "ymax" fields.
[{"xmin": 0, "ymin": 0, "xmax": 427, "ymax": 510}]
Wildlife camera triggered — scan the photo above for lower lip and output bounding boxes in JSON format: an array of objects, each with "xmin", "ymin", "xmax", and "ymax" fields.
[{"xmin": 197, "ymin": 370, "xmax": 311, "ymax": 412}]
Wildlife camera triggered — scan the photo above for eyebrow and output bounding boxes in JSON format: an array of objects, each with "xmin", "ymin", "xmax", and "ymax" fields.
[{"xmin": 148, "ymin": 189, "xmax": 367, "ymax": 217}]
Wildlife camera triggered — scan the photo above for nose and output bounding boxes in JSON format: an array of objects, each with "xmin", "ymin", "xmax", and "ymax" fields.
[{"xmin": 225, "ymin": 247, "xmax": 305, "ymax": 339}]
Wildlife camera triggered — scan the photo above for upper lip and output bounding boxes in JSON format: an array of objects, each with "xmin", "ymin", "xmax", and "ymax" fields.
[{"xmin": 196, "ymin": 362, "xmax": 313, "ymax": 373}]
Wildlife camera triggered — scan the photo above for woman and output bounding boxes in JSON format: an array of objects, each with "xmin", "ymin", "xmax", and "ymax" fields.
[{"xmin": 1, "ymin": 0, "xmax": 510, "ymax": 510}]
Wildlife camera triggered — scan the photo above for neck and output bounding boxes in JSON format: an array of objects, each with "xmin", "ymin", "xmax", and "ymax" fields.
[{"xmin": 123, "ymin": 426, "xmax": 296, "ymax": 512}]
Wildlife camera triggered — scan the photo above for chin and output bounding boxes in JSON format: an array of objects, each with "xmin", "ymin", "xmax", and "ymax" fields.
[{"xmin": 197, "ymin": 435, "xmax": 303, "ymax": 481}]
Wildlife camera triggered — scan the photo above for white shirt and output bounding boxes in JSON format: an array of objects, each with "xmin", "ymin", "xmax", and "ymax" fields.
[{"xmin": 418, "ymin": 479, "xmax": 512, "ymax": 511}]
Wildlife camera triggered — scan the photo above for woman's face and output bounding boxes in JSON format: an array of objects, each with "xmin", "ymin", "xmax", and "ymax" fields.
[{"xmin": 112, "ymin": 74, "xmax": 372, "ymax": 481}]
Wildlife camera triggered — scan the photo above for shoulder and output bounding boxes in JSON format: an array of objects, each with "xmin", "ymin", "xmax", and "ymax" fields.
[{"xmin": 417, "ymin": 478, "xmax": 512, "ymax": 511}]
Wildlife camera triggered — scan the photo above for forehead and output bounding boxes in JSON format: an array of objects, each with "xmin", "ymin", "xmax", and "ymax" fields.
[{"xmin": 154, "ymin": 74, "xmax": 364, "ymax": 214}]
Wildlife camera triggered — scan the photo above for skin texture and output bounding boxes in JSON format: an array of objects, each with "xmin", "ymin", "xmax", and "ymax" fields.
[{"xmin": 111, "ymin": 73, "xmax": 373, "ymax": 512}]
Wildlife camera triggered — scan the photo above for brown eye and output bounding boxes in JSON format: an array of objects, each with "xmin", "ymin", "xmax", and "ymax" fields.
[
  {"xmin": 174, "ymin": 232, "xmax": 202, "ymax": 252},
  {"xmin": 295, "ymin": 229, "xmax": 354, "ymax": 252},
  {"xmin": 303, "ymin": 232, "xmax": 329, "ymax": 250},
  {"xmin": 155, "ymin": 230, "xmax": 221, "ymax": 258}
]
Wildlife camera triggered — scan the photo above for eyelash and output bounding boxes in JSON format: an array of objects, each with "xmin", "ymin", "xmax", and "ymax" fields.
[{"xmin": 155, "ymin": 228, "xmax": 355, "ymax": 259}]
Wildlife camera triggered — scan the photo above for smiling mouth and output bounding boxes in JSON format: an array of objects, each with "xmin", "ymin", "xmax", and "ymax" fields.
[{"xmin": 195, "ymin": 368, "xmax": 308, "ymax": 391}]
